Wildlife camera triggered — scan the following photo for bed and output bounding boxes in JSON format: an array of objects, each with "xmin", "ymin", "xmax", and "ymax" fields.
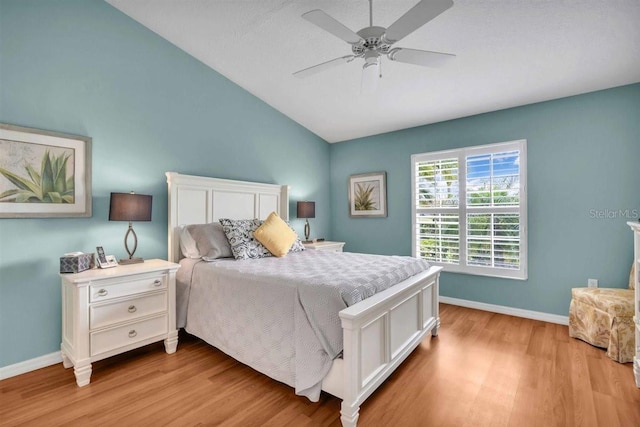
[{"xmin": 166, "ymin": 172, "xmax": 442, "ymax": 427}]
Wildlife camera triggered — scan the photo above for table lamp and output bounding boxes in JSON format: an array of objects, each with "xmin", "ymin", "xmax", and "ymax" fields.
[
  {"xmin": 297, "ymin": 201, "xmax": 315, "ymax": 243},
  {"xmin": 109, "ymin": 192, "xmax": 152, "ymax": 264}
]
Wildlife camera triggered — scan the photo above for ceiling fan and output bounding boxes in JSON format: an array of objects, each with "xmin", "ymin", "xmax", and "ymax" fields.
[{"xmin": 293, "ymin": 0, "xmax": 456, "ymax": 93}]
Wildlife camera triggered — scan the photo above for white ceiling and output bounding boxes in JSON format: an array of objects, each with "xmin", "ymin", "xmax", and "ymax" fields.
[{"xmin": 106, "ymin": 0, "xmax": 640, "ymax": 143}]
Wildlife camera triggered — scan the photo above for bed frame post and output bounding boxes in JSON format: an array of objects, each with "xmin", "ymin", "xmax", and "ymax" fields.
[
  {"xmin": 432, "ymin": 273, "xmax": 441, "ymax": 337},
  {"xmin": 340, "ymin": 321, "xmax": 360, "ymax": 427},
  {"xmin": 166, "ymin": 172, "xmax": 179, "ymax": 263},
  {"xmin": 280, "ymin": 185, "xmax": 289, "ymax": 221}
]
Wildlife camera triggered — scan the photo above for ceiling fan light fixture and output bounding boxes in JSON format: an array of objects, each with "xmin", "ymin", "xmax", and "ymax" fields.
[
  {"xmin": 363, "ymin": 50, "xmax": 379, "ymax": 65},
  {"xmin": 361, "ymin": 55, "xmax": 380, "ymax": 95}
]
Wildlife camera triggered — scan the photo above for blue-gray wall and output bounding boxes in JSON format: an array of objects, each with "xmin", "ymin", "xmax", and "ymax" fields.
[
  {"xmin": 0, "ymin": 0, "xmax": 329, "ymax": 368},
  {"xmin": 1, "ymin": 0, "xmax": 638, "ymax": 371},
  {"xmin": 330, "ymin": 84, "xmax": 640, "ymax": 316}
]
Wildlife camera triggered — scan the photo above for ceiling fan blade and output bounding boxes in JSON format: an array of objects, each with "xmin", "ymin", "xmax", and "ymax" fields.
[
  {"xmin": 302, "ymin": 10, "xmax": 364, "ymax": 45},
  {"xmin": 388, "ymin": 47, "xmax": 455, "ymax": 67},
  {"xmin": 384, "ymin": 0, "xmax": 453, "ymax": 44},
  {"xmin": 293, "ymin": 55, "xmax": 355, "ymax": 78}
]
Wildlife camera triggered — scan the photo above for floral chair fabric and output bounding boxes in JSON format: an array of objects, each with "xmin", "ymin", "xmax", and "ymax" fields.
[{"xmin": 568, "ymin": 265, "xmax": 635, "ymax": 363}]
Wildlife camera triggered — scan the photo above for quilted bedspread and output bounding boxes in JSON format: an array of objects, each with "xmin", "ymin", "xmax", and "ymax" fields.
[{"xmin": 177, "ymin": 250, "xmax": 430, "ymax": 401}]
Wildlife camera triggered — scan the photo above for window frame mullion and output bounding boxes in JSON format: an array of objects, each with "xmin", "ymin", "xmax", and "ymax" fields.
[{"xmin": 458, "ymin": 152, "xmax": 467, "ymax": 270}]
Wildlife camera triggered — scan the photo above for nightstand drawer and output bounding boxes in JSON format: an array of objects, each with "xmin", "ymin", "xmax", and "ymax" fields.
[
  {"xmin": 90, "ymin": 314, "xmax": 168, "ymax": 356},
  {"xmin": 90, "ymin": 292, "xmax": 167, "ymax": 330},
  {"xmin": 89, "ymin": 275, "xmax": 166, "ymax": 302}
]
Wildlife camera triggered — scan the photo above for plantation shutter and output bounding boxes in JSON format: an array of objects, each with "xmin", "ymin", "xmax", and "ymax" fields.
[{"xmin": 411, "ymin": 140, "xmax": 527, "ymax": 280}]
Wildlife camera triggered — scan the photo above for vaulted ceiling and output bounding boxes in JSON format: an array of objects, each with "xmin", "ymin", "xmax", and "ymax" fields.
[{"xmin": 106, "ymin": 0, "xmax": 640, "ymax": 143}]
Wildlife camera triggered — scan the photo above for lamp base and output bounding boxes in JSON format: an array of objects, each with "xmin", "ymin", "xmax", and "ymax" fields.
[
  {"xmin": 119, "ymin": 257, "xmax": 144, "ymax": 265},
  {"xmin": 304, "ymin": 219, "xmax": 311, "ymax": 242}
]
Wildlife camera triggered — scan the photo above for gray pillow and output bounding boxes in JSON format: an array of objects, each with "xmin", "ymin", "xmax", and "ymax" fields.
[{"xmin": 179, "ymin": 222, "xmax": 233, "ymax": 260}]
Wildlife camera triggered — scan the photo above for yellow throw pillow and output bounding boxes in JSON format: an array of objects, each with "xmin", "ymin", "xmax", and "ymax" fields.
[{"xmin": 254, "ymin": 212, "xmax": 298, "ymax": 257}]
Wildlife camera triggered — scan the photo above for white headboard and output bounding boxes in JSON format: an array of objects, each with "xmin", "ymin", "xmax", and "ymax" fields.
[{"xmin": 165, "ymin": 172, "xmax": 290, "ymax": 262}]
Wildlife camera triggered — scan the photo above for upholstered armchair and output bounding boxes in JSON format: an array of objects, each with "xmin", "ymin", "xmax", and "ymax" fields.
[{"xmin": 569, "ymin": 265, "xmax": 636, "ymax": 363}]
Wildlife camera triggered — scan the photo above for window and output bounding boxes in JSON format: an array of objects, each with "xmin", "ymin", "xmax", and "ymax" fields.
[{"xmin": 411, "ymin": 140, "xmax": 527, "ymax": 279}]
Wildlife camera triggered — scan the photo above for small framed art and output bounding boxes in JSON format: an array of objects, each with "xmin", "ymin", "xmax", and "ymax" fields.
[{"xmin": 348, "ymin": 172, "xmax": 387, "ymax": 218}]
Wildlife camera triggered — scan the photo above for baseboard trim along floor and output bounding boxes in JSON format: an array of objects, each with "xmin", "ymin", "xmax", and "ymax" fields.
[
  {"xmin": 0, "ymin": 351, "xmax": 62, "ymax": 381},
  {"xmin": 439, "ymin": 296, "xmax": 569, "ymax": 325}
]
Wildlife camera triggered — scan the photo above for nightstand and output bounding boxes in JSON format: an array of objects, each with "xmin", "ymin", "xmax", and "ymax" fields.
[
  {"xmin": 60, "ymin": 259, "xmax": 180, "ymax": 386},
  {"xmin": 302, "ymin": 241, "xmax": 345, "ymax": 252}
]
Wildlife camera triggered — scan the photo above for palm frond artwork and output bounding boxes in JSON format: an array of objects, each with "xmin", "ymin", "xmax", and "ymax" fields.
[
  {"xmin": 349, "ymin": 172, "xmax": 387, "ymax": 218},
  {"xmin": 0, "ymin": 149, "xmax": 75, "ymax": 204},
  {"xmin": 354, "ymin": 182, "xmax": 378, "ymax": 211}
]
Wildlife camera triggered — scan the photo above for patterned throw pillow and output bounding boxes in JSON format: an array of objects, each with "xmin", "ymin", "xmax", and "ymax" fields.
[
  {"xmin": 219, "ymin": 218, "xmax": 272, "ymax": 260},
  {"xmin": 286, "ymin": 221, "xmax": 305, "ymax": 253}
]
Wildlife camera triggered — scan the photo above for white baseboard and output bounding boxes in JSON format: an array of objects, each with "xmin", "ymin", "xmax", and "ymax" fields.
[
  {"xmin": 0, "ymin": 351, "xmax": 62, "ymax": 381},
  {"xmin": 440, "ymin": 296, "xmax": 569, "ymax": 325}
]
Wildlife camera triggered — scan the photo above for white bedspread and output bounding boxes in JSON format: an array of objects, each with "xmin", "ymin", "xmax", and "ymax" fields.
[{"xmin": 177, "ymin": 250, "xmax": 430, "ymax": 401}]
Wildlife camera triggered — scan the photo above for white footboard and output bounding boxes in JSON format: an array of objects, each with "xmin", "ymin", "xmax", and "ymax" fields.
[{"xmin": 329, "ymin": 266, "xmax": 442, "ymax": 427}]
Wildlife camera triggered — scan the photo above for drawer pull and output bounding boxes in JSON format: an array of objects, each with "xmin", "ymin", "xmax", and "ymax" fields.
[
  {"xmin": 153, "ymin": 280, "xmax": 162, "ymax": 287},
  {"xmin": 128, "ymin": 330, "xmax": 137, "ymax": 338},
  {"xmin": 128, "ymin": 305, "xmax": 137, "ymax": 313},
  {"xmin": 97, "ymin": 289, "xmax": 108, "ymax": 297}
]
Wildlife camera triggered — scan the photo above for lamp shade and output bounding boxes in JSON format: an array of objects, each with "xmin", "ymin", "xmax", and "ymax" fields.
[
  {"xmin": 297, "ymin": 201, "xmax": 315, "ymax": 219},
  {"xmin": 109, "ymin": 193, "xmax": 152, "ymax": 222}
]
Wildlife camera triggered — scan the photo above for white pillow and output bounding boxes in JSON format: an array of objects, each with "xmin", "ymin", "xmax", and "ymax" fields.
[{"xmin": 178, "ymin": 224, "xmax": 200, "ymax": 259}]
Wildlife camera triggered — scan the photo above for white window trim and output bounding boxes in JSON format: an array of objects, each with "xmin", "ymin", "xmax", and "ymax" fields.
[{"xmin": 411, "ymin": 140, "xmax": 528, "ymax": 280}]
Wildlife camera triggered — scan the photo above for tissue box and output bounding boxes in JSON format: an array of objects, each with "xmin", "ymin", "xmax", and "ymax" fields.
[{"xmin": 60, "ymin": 253, "xmax": 95, "ymax": 273}]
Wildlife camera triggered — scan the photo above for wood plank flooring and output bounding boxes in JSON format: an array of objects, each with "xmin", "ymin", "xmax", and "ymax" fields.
[{"xmin": 1, "ymin": 304, "xmax": 638, "ymax": 426}]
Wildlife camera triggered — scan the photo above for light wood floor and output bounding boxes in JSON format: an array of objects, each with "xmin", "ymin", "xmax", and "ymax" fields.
[{"xmin": 1, "ymin": 304, "xmax": 638, "ymax": 426}]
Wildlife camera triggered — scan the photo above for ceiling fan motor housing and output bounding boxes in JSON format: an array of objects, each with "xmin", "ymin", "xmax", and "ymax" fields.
[{"xmin": 352, "ymin": 26, "xmax": 391, "ymax": 56}]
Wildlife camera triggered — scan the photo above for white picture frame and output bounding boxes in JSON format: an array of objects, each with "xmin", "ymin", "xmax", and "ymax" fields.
[
  {"xmin": 0, "ymin": 123, "xmax": 92, "ymax": 218},
  {"xmin": 348, "ymin": 171, "xmax": 387, "ymax": 218}
]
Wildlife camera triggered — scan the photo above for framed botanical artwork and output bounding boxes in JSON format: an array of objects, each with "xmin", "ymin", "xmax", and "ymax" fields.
[
  {"xmin": 0, "ymin": 123, "xmax": 92, "ymax": 218},
  {"xmin": 349, "ymin": 172, "xmax": 387, "ymax": 218}
]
